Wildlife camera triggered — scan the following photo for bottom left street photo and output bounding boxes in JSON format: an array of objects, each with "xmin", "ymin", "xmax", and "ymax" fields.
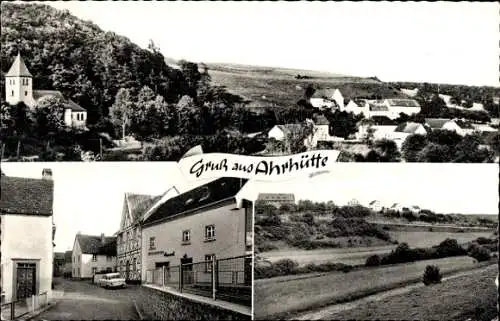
[{"xmin": 0, "ymin": 162, "xmax": 253, "ymax": 320}]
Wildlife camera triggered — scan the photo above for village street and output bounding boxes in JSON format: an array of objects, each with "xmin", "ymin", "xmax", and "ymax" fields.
[{"xmin": 33, "ymin": 278, "xmax": 139, "ymax": 320}]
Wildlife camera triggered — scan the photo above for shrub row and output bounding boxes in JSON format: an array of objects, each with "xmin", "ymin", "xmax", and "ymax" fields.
[{"xmin": 254, "ymin": 259, "xmax": 353, "ymax": 279}]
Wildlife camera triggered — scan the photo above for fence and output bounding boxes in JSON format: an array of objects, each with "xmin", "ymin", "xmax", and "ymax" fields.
[
  {"xmin": 146, "ymin": 255, "xmax": 251, "ymax": 306},
  {"xmin": 0, "ymin": 291, "xmax": 49, "ymax": 320}
]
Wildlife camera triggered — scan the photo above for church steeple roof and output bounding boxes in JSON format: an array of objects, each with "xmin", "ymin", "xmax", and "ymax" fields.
[{"xmin": 6, "ymin": 52, "xmax": 32, "ymax": 77}]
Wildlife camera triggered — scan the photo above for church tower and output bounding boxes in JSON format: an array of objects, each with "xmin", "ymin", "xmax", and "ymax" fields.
[{"xmin": 5, "ymin": 52, "xmax": 35, "ymax": 107}]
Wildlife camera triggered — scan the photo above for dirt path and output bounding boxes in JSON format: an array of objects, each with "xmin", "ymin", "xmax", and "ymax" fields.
[{"xmin": 293, "ymin": 266, "xmax": 493, "ymax": 320}]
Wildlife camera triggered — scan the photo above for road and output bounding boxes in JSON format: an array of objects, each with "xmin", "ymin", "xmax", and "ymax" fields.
[{"xmin": 33, "ymin": 278, "xmax": 139, "ymax": 320}]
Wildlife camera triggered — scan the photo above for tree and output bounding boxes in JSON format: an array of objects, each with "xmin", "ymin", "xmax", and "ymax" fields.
[
  {"xmin": 179, "ymin": 60, "xmax": 201, "ymax": 99},
  {"xmin": 109, "ymin": 88, "xmax": 133, "ymax": 139},
  {"xmin": 417, "ymin": 143, "xmax": 452, "ymax": 162},
  {"xmin": 371, "ymin": 139, "xmax": 401, "ymax": 162},
  {"xmin": 176, "ymin": 95, "xmax": 201, "ymax": 135},
  {"xmin": 452, "ymin": 135, "xmax": 494, "ymax": 163},
  {"xmin": 326, "ymin": 111, "xmax": 361, "ymax": 139},
  {"xmin": 401, "ymin": 134, "xmax": 428, "ymax": 162},
  {"xmin": 34, "ymin": 96, "xmax": 67, "ymax": 136}
]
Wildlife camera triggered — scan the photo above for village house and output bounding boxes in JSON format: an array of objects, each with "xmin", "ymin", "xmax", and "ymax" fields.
[
  {"xmin": 257, "ymin": 193, "xmax": 296, "ymax": 209},
  {"xmin": 52, "ymin": 252, "xmax": 65, "ymax": 277},
  {"xmin": 368, "ymin": 200, "xmax": 384, "ymax": 212},
  {"xmin": 309, "ymin": 88, "xmax": 344, "ymax": 110},
  {"xmin": 342, "ymin": 99, "xmax": 370, "ymax": 116},
  {"xmin": 141, "ymin": 177, "xmax": 253, "ymax": 284},
  {"xmin": 63, "ymin": 251, "xmax": 72, "ymax": 277},
  {"xmin": 72, "ymin": 233, "xmax": 117, "ymax": 279},
  {"xmin": 425, "ymin": 118, "xmax": 477, "ymax": 136},
  {"xmin": 400, "ymin": 88, "xmax": 419, "ymax": 97},
  {"xmin": 0, "ymin": 169, "xmax": 55, "ymax": 304},
  {"xmin": 116, "ymin": 193, "xmax": 162, "ymax": 284},
  {"xmin": 4, "ymin": 53, "xmax": 87, "ymax": 129}
]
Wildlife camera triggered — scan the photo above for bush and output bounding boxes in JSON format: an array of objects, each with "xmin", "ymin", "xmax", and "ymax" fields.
[
  {"xmin": 468, "ymin": 244, "xmax": 491, "ymax": 262},
  {"xmin": 365, "ymin": 254, "xmax": 381, "ymax": 267},
  {"xmin": 423, "ymin": 265, "xmax": 442, "ymax": 285}
]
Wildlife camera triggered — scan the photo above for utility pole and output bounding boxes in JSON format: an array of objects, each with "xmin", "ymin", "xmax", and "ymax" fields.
[
  {"xmin": 1, "ymin": 143, "xmax": 5, "ymax": 160},
  {"xmin": 99, "ymin": 138, "xmax": 103, "ymax": 160},
  {"xmin": 16, "ymin": 140, "xmax": 21, "ymax": 160}
]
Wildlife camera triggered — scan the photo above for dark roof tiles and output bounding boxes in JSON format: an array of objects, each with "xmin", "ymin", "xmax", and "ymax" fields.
[
  {"xmin": 0, "ymin": 176, "xmax": 54, "ymax": 216},
  {"xmin": 76, "ymin": 234, "xmax": 117, "ymax": 256}
]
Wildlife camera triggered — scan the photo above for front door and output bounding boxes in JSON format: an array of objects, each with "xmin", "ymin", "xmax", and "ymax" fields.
[
  {"xmin": 16, "ymin": 263, "xmax": 36, "ymax": 300},
  {"xmin": 125, "ymin": 260, "xmax": 130, "ymax": 280},
  {"xmin": 180, "ymin": 257, "xmax": 193, "ymax": 285}
]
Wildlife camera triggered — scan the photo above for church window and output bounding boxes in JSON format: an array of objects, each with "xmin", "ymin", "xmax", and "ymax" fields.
[{"xmin": 11, "ymin": 90, "xmax": 14, "ymax": 96}]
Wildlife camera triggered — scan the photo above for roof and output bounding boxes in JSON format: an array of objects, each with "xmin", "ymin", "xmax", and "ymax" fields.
[
  {"xmin": 143, "ymin": 177, "xmax": 247, "ymax": 225},
  {"xmin": 314, "ymin": 115, "xmax": 330, "ymax": 125},
  {"xmin": 64, "ymin": 250, "xmax": 72, "ymax": 263},
  {"xmin": 275, "ymin": 124, "xmax": 304, "ymax": 136},
  {"xmin": 5, "ymin": 53, "xmax": 32, "ymax": 77},
  {"xmin": 369, "ymin": 200, "xmax": 378, "ymax": 205},
  {"xmin": 312, "ymin": 89, "xmax": 337, "ymax": 99},
  {"xmin": 257, "ymin": 193, "xmax": 295, "ymax": 202},
  {"xmin": 386, "ymin": 99, "xmax": 420, "ymax": 107},
  {"xmin": 425, "ymin": 118, "xmax": 452, "ymax": 129},
  {"xmin": 395, "ymin": 122, "xmax": 424, "ymax": 134},
  {"xmin": 126, "ymin": 193, "xmax": 162, "ymax": 223},
  {"xmin": 33, "ymin": 90, "xmax": 86, "ymax": 112},
  {"xmin": 0, "ymin": 176, "xmax": 54, "ymax": 216},
  {"xmin": 54, "ymin": 252, "xmax": 65, "ymax": 262},
  {"xmin": 76, "ymin": 234, "xmax": 117, "ymax": 256}
]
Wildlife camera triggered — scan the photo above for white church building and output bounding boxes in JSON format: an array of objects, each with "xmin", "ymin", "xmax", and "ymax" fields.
[{"xmin": 4, "ymin": 53, "xmax": 87, "ymax": 129}]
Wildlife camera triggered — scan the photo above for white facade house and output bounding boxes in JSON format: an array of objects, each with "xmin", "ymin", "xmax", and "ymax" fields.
[
  {"xmin": 310, "ymin": 88, "xmax": 344, "ymax": 111},
  {"xmin": 342, "ymin": 99, "xmax": 369, "ymax": 116},
  {"xmin": 425, "ymin": 118, "xmax": 477, "ymax": 137},
  {"xmin": 72, "ymin": 234, "xmax": 117, "ymax": 279},
  {"xmin": 141, "ymin": 178, "xmax": 253, "ymax": 285},
  {"xmin": 0, "ymin": 169, "xmax": 55, "ymax": 304},
  {"xmin": 368, "ymin": 200, "xmax": 384, "ymax": 212},
  {"xmin": 400, "ymin": 88, "xmax": 419, "ymax": 97},
  {"xmin": 4, "ymin": 53, "xmax": 87, "ymax": 129}
]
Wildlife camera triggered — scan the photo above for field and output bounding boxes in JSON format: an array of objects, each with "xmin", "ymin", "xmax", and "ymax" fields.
[
  {"xmin": 207, "ymin": 64, "xmax": 405, "ymax": 107},
  {"xmin": 254, "ymin": 256, "xmax": 493, "ymax": 319},
  {"xmin": 326, "ymin": 264, "xmax": 498, "ymax": 321},
  {"xmin": 260, "ymin": 245, "xmax": 396, "ymax": 267},
  {"xmin": 388, "ymin": 230, "xmax": 493, "ymax": 248}
]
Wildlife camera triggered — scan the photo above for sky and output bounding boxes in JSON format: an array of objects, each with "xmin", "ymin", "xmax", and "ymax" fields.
[
  {"xmin": 239, "ymin": 163, "xmax": 499, "ymax": 215},
  {"xmin": 3, "ymin": 162, "xmax": 497, "ymax": 252},
  {"xmin": 43, "ymin": 1, "xmax": 499, "ymax": 86}
]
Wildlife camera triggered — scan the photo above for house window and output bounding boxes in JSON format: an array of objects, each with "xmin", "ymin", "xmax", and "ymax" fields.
[
  {"xmin": 205, "ymin": 254, "xmax": 215, "ymax": 272},
  {"xmin": 182, "ymin": 230, "xmax": 190, "ymax": 243},
  {"xmin": 149, "ymin": 237, "xmax": 156, "ymax": 250},
  {"xmin": 78, "ymin": 268, "xmax": 80, "ymax": 275},
  {"xmin": 11, "ymin": 90, "xmax": 14, "ymax": 96},
  {"xmin": 205, "ymin": 225, "xmax": 216, "ymax": 240},
  {"xmin": 133, "ymin": 258, "xmax": 137, "ymax": 271},
  {"xmin": 92, "ymin": 254, "xmax": 97, "ymax": 262},
  {"xmin": 24, "ymin": 91, "xmax": 27, "ymax": 96}
]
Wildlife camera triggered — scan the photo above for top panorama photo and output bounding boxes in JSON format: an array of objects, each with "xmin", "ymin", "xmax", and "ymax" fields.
[{"xmin": 1, "ymin": 1, "xmax": 498, "ymax": 163}]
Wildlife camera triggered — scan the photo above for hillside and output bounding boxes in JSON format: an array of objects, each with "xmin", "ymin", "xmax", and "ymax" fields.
[{"xmin": 0, "ymin": 2, "xmax": 189, "ymax": 125}]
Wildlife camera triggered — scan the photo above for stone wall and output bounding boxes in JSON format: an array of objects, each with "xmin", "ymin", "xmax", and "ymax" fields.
[{"xmin": 134, "ymin": 286, "xmax": 251, "ymax": 320}]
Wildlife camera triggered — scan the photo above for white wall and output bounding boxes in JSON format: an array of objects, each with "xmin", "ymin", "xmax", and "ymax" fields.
[
  {"xmin": 268, "ymin": 126, "xmax": 285, "ymax": 141},
  {"xmin": 0, "ymin": 214, "xmax": 53, "ymax": 302},
  {"xmin": 141, "ymin": 202, "xmax": 247, "ymax": 282}
]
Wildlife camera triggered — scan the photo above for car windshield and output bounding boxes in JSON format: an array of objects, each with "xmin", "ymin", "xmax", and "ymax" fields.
[{"xmin": 106, "ymin": 273, "xmax": 121, "ymax": 279}]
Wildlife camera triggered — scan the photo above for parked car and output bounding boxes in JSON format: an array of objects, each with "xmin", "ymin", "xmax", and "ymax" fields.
[{"xmin": 97, "ymin": 273, "xmax": 126, "ymax": 289}]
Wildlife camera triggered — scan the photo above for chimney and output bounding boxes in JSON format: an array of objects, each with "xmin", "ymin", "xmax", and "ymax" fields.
[
  {"xmin": 42, "ymin": 168, "xmax": 52, "ymax": 180},
  {"xmin": 101, "ymin": 233, "xmax": 105, "ymax": 244}
]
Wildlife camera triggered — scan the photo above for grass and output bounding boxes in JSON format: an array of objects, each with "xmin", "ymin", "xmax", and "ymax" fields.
[
  {"xmin": 327, "ymin": 264, "xmax": 498, "ymax": 321},
  {"xmin": 209, "ymin": 68, "xmax": 405, "ymax": 108},
  {"xmin": 388, "ymin": 231, "xmax": 494, "ymax": 248},
  {"xmin": 254, "ymin": 256, "xmax": 494, "ymax": 319}
]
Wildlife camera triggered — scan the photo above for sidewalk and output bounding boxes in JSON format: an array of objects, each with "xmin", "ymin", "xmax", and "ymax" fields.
[{"xmin": 0, "ymin": 290, "xmax": 65, "ymax": 321}]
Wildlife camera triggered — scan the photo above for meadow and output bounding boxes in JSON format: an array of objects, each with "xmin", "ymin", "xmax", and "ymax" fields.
[
  {"xmin": 254, "ymin": 256, "xmax": 494, "ymax": 319},
  {"xmin": 326, "ymin": 264, "xmax": 498, "ymax": 321},
  {"xmin": 387, "ymin": 230, "xmax": 493, "ymax": 248}
]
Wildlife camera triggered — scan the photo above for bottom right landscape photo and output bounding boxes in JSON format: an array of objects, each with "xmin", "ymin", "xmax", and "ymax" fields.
[{"xmin": 251, "ymin": 163, "xmax": 499, "ymax": 321}]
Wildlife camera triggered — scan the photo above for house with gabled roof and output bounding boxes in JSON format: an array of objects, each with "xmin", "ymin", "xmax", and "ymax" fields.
[
  {"xmin": 368, "ymin": 200, "xmax": 383, "ymax": 212},
  {"xmin": 72, "ymin": 233, "xmax": 117, "ymax": 279},
  {"xmin": 63, "ymin": 250, "xmax": 72, "ymax": 277},
  {"xmin": 310, "ymin": 88, "xmax": 344, "ymax": 111},
  {"xmin": 141, "ymin": 177, "xmax": 253, "ymax": 285},
  {"xmin": 257, "ymin": 193, "xmax": 296, "ymax": 208},
  {"xmin": 425, "ymin": 118, "xmax": 475, "ymax": 136},
  {"xmin": 4, "ymin": 53, "xmax": 87, "ymax": 129},
  {"xmin": 0, "ymin": 169, "xmax": 55, "ymax": 304},
  {"xmin": 116, "ymin": 193, "xmax": 162, "ymax": 284}
]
